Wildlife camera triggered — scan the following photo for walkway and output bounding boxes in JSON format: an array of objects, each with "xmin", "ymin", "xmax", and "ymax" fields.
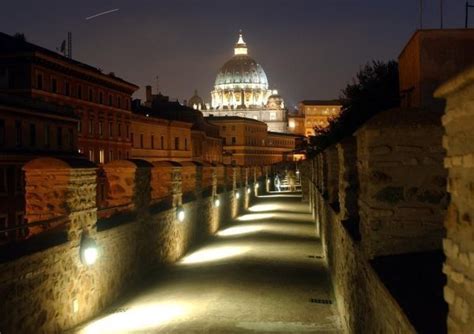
[{"xmin": 75, "ymin": 193, "xmax": 342, "ymax": 333}]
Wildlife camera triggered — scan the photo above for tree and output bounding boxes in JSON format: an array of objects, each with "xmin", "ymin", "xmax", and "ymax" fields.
[{"xmin": 308, "ymin": 60, "xmax": 400, "ymax": 155}]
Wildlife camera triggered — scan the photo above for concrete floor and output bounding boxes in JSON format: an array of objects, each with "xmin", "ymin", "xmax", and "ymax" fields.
[{"xmin": 75, "ymin": 193, "xmax": 342, "ymax": 333}]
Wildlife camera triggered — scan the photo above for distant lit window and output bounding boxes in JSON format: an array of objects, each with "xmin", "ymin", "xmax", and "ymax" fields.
[
  {"xmin": 232, "ymin": 137, "xmax": 236, "ymax": 144},
  {"xmin": 175, "ymin": 137, "xmax": 179, "ymax": 150},
  {"xmin": 117, "ymin": 122, "xmax": 121, "ymax": 137},
  {"xmin": 89, "ymin": 119, "xmax": 94, "ymax": 135},
  {"xmin": 140, "ymin": 134, "xmax": 144, "ymax": 148},
  {"xmin": 98, "ymin": 121, "xmax": 103, "ymax": 137},
  {"xmin": 88, "ymin": 149, "xmax": 94, "ymax": 161},
  {"xmin": 99, "ymin": 149, "xmax": 105, "ymax": 164},
  {"xmin": 109, "ymin": 150, "xmax": 113, "ymax": 162},
  {"xmin": 270, "ymin": 112, "xmax": 276, "ymax": 120},
  {"xmin": 108, "ymin": 122, "xmax": 113, "ymax": 137}
]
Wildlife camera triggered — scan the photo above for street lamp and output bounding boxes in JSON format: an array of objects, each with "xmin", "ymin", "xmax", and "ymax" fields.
[
  {"xmin": 177, "ymin": 207, "xmax": 185, "ymax": 222},
  {"xmin": 80, "ymin": 235, "xmax": 98, "ymax": 266}
]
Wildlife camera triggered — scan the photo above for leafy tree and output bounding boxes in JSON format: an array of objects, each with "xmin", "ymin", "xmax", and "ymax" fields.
[
  {"xmin": 13, "ymin": 33, "xmax": 26, "ymax": 41},
  {"xmin": 308, "ymin": 60, "xmax": 399, "ymax": 155}
]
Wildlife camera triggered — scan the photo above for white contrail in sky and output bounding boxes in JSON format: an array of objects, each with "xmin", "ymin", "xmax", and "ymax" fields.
[{"xmin": 85, "ymin": 8, "xmax": 120, "ymax": 20}]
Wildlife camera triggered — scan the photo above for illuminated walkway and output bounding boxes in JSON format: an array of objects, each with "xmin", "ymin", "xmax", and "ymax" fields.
[{"xmin": 75, "ymin": 193, "xmax": 342, "ymax": 333}]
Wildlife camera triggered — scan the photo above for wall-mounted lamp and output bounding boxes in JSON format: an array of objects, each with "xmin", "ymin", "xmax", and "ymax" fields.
[
  {"xmin": 80, "ymin": 235, "xmax": 98, "ymax": 266},
  {"xmin": 235, "ymin": 191, "xmax": 241, "ymax": 199},
  {"xmin": 177, "ymin": 207, "xmax": 185, "ymax": 222},
  {"xmin": 255, "ymin": 183, "xmax": 260, "ymax": 189},
  {"xmin": 247, "ymin": 187, "xmax": 251, "ymax": 194},
  {"xmin": 214, "ymin": 197, "xmax": 221, "ymax": 208}
]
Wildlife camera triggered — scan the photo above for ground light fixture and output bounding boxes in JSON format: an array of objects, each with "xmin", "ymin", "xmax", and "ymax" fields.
[
  {"xmin": 80, "ymin": 234, "xmax": 99, "ymax": 266},
  {"xmin": 214, "ymin": 197, "xmax": 221, "ymax": 208},
  {"xmin": 177, "ymin": 207, "xmax": 185, "ymax": 222}
]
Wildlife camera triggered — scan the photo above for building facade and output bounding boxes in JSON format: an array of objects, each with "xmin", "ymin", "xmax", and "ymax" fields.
[
  {"xmin": 0, "ymin": 32, "xmax": 138, "ymax": 164},
  {"xmin": 0, "ymin": 94, "xmax": 80, "ymax": 242},
  {"xmin": 134, "ymin": 86, "xmax": 223, "ymax": 164},
  {"xmin": 296, "ymin": 100, "xmax": 342, "ymax": 136},
  {"xmin": 207, "ymin": 116, "xmax": 296, "ymax": 166},
  {"xmin": 199, "ymin": 32, "xmax": 288, "ymax": 133},
  {"xmin": 130, "ymin": 112, "xmax": 192, "ymax": 162}
]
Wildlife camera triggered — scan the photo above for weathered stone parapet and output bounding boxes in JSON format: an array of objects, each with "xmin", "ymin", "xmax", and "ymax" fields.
[
  {"xmin": 23, "ymin": 157, "xmax": 97, "ymax": 241},
  {"xmin": 355, "ymin": 107, "xmax": 447, "ymax": 258},
  {"xmin": 435, "ymin": 65, "xmax": 474, "ymax": 333},
  {"xmin": 325, "ymin": 146, "xmax": 340, "ymax": 210}
]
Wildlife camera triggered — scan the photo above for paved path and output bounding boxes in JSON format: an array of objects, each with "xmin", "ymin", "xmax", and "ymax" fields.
[{"xmin": 76, "ymin": 193, "xmax": 342, "ymax": 333}]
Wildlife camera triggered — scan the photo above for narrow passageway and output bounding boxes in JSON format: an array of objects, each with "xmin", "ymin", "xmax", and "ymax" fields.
[{"xmin": 75, "ymin": 193, "xmax": 342, "ymax": 333}]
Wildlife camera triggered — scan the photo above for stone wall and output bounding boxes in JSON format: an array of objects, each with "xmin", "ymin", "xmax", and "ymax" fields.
[
  {"xmin": 435, "ymin": 65, "xmax": 474, "ymax": 332},
  {"xmin": 355, "ymin": 107, "xmax": 447, "ymax": 258},
  {"xmin": 0, "ymin": 158, "xmax": 263, "ymax": 333}
]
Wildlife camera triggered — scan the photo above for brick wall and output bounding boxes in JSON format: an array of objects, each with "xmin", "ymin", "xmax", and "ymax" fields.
[
  {"xmin": 435, "ymin": 65, "xmax": 474, "ymax": 332},
  {"xmin": 0, "ymin": 158, "xmax": 263, "ymax": 333}
]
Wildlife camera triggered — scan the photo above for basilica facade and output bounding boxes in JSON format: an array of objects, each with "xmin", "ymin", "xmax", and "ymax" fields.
[{"xmin": 192, "ymin": 32, "xmax": 288, "ymax": 133}]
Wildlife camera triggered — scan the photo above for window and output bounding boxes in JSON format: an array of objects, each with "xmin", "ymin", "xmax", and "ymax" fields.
[
  {"xmin": 117, "ymin": 96, "xmax": 121, "ymax": 108},
  {"xmin": 109, "ymin": 150, "xmax": 113, "ymax": 162},
  {"xmin": 126, "ymin": 99, "xmax": 129, "ymax": 110},
  {"xmin": 0, "ymin": 215, "xmax": 7, "ymax": 240},
  {"xmin": 88, "ymin": 119, "xmax": 94, "ymax": 135},
  {"xmin": 57, "ymin": 127, "xmax": 62, "ymax": 148},
  {"xmin": 140, "ymin": 134, "xmax": 144, "ymax": 148},
  {"xmin": 109, "ymin": 95, "xmax": 113, "ymax": 106},
  {"xmin": 78, "ymin": 120, "xmax": 82, "ymax": 133},
  {"xmin": 130, "ymin": 133, "xmax": 134, "ymax": 146},
  {"xmin": 99, "ymin": 92, "xmax": 103, "ymax": 104},
  {"xmin": 232, "ymin": 137, "xmax": 236, "ymax": 144},
  {"xmin": 44, "ymin": 124, "xmax": 50, "ymax": 147},
  {"xmin": 29, "ymin": 124, "xmax": 36, "ymax": 147},
  {"xmin": 89, "ymin": 89, "xmax": 93, "ymax": 102},
  {"xmin": 64, "ymin": 82, "xmax": 70, "ymax": 96},
  {"xmin": 126, "ymin": 125, "xmax": 130, "ymax": 138},
  {"xmin": 0, "ymin": 167, "xmax": 7, "ymax": 194},
  {"xmin": 99, "ymin": 149, "xmax": 105, "ymax": 164},
  {"xmin": 68, "ymin": 128, "xmax": 73, "ymax": 148},
  {"xmin": 15, "ymin": 120, "xmax": 22, "ymax": 147},
  {"xmin": 118, "ymin": 150, "xmax": 122, "ymax": 159},
  {"xmin": 88, "ymin": 149, "xmax": 94, "ymax": 161},
  {"xmin": 77, "ymin": 85, "xmax": 82, "ymax": 99},
  {"xmin": 185, "ymin": 138, "xmax": 188, "ymax": 150},
  {"xmin": 174, "ymin": 137, "xmax": 179, "ymax": 150},
  {"xmin": 231, "ymin": 125, "xmax": 235, "ymax": 131},
  {"xmin": 14, "ymin": 167, "xmax": 23, "ymax": 193},
  {"xmin": 117, "ymin": 122, "xmax": 121, "ymax": 137},
  {"xmin": 36, "ymin": 74, "xmax": 43, "ymax": 90},
  {"xmin": 151, "ymin": 135, "xmax": 154, "ymax": 149},
  {"xmin": 108, "ymin": 122, "xmax": 113, "ymax": 137},
  {"xmin": 51, "ymin": 78, "xmax": 57, "ymax": 93},
  {"xmin": 160, "ymin": 136, "xmax": 164, "ymax": 149},
  {"xmin": 98, "ymin": 121, "xmax": 103, "ymax": 137},
  {"xmin": 0, "ymin": 119, "xmax": 5, "ymax": 147}
]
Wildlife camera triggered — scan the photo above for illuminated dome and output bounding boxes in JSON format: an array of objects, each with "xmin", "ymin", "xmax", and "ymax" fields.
[
  {"xmin": 211, "ymin": 31, "xmax": 272, "ymax": 109},
  {"xmin": 215, "ymin": 56, "xmax": 268, "ymax": 88},
  {"xmin": 188, "ymin": 89, "xmax": 204, "ymax": 110}
]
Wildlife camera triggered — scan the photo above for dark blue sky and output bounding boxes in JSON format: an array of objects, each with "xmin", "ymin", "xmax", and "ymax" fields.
[{"xmin": 0, "ymin": 0, "xmax": 468, "ymax": 108}]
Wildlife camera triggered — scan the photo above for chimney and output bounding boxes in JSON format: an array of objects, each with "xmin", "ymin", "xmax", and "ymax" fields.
[{"xmin": 146, "ymin": 85, "xmax": 152, "ymax": 102}]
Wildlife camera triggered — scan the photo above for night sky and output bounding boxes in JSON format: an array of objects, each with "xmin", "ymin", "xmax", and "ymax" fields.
[{"xmin": 0, "ymin": 0, "xmax": 468, "ymax": 108}]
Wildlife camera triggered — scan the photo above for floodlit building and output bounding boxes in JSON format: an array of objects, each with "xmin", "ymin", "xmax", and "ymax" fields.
[
  {"xmin": 296, "ymin": 100, "xmax": 342, "ymax": 136},
  {"xmin": 199, "ymin": 32, "xmax": 288, "ymax": 133},
  {"xmin": 207, "ymin": 115, "xmax": 296, "ymax": 166},
  {"xmin": 0, "ymin": 32, "xmax": 138, "ymax": 164}
]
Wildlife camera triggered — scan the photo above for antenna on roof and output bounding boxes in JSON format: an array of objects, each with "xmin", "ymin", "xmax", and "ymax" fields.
[{"xmin": 67, "ymin": 32, "xmax": 72, "ymax": 59}]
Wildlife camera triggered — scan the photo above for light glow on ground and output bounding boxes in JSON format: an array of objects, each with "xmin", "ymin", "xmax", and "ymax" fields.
[
  {"xmin": 248, "ymin": 204, "xmax": 281, "ymax": 212},
  {"xmin": 237, "ymin": 213, "xmax": 274, "ymax": 221},
  {"xmin": 179, "ymin": 245, "xmax": 249, "ymax": 265},
  {"xmin": 217, "ymin": 225, "xmax": 263, "ymax": 237},
  {"xmin": 80, "ymin": 302, "xmax": 186, "ymax": 333}
]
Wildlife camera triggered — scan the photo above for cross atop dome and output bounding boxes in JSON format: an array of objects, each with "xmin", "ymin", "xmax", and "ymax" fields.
[{"xmin": 234, "ymin": 30, "xmax": 248, "ymax": 56}]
